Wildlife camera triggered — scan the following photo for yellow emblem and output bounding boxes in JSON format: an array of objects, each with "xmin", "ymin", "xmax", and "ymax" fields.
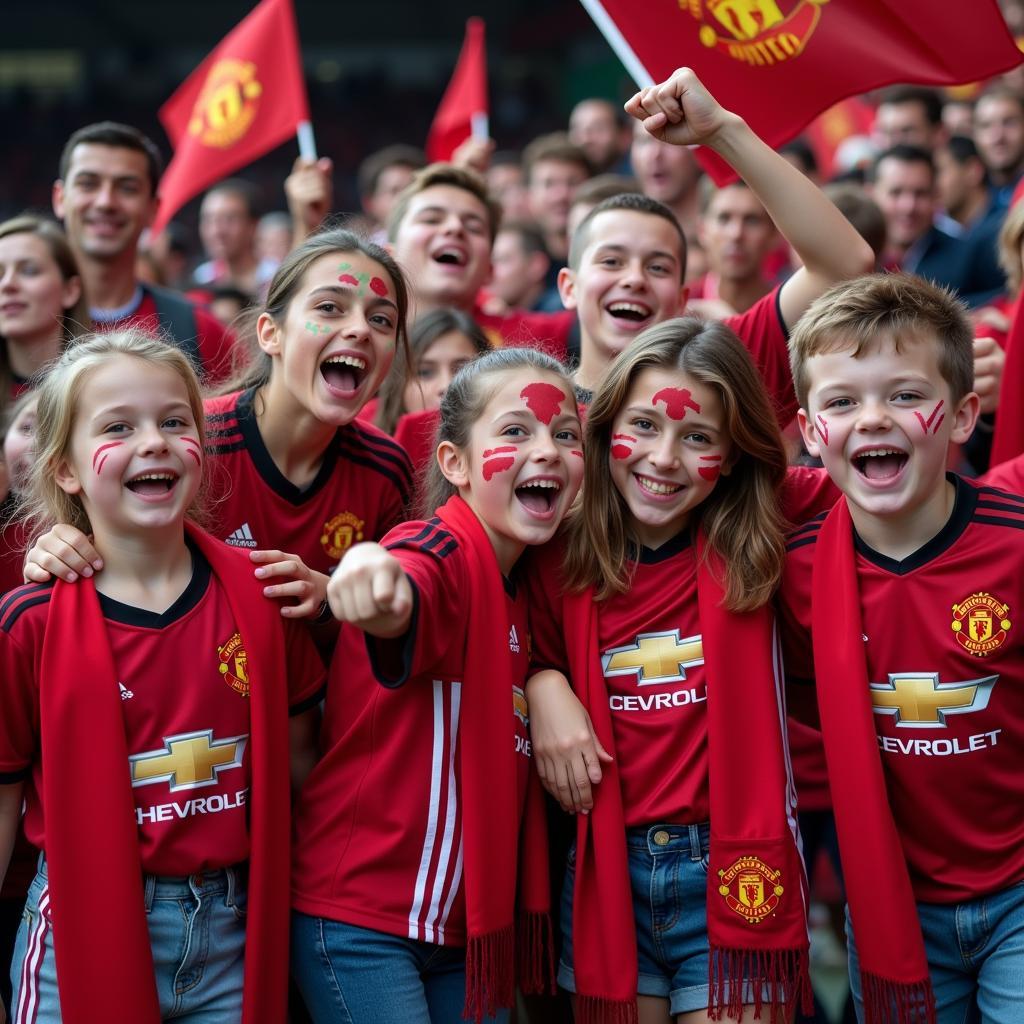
[
  {"xmin": 870, "ymin": 672, "xmax": 997, "ymax": 727},
  {"xmin": 718, "ymin": 856, "xmax": 784, "ymax": 924},
  {"xmin": 130, "ymin": 730, "xmax": 247, "ymax": 791},
  {"xmin": 603, "ymin": 630, "xmax": 703, "ymax": 685},
  {"xmin": 681, "ymin": 0, "xmax": 828, "ymax": 67},
  {"xmin": 187, "ymin": 58, "xmax": 263, "ymax": 148},
  {"xmin": 951, "ymin": 592, "xmax": 1011, "ymax": 656},
  {"xmin": 321, "ymin": 511, "xmax": 366, "ymax": 560},
  {"xmin": 217, "ymin": 631, "xmax": 250, "ymax": 697}
]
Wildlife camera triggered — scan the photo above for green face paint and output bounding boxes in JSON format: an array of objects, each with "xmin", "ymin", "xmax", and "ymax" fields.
[{"xmin": 305, "ymin": 321, "xmax": 329, "ymax": 335}]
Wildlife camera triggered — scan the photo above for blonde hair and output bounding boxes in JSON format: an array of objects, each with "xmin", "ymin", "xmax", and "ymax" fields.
[
  {"xmin": 998, "ymin": 201, "xmax": 1024, "ymax": 295},
  {"xmin": 23, "ymin": 330, "xmax": 206, "ymax": 538},
  {"xmin": 563, "ymin": 318, "xmax": 787, "ymax": 611},
  {"xmin": 788, "ymin": 272, "xmax": 973, "ymax": 411}
]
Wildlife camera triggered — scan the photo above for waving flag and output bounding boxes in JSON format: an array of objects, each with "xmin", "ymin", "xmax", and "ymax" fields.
[{"xmin": 427, "ymin": 18, "xmax": 488, "ymax": 163}]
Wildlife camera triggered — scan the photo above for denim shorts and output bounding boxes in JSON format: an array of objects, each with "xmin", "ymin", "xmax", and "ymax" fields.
[
  {"xmin": 845, "ymin": 880, "xmax": 1024, "ymax": 1024},
  {"xmin": 558, "ymin": 822, "xmax": 770, "ymax": 1016},
  {"xmin": 10, "ymin": 857, "xmax": 248, "ymax": 1023}
]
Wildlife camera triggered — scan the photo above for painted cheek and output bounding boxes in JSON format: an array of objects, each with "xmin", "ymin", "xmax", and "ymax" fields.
[
  {"xmin": 305, "ymin": 321, "xmax": 330, "ymax": 335},
  {"xmin": 180, "ymin": 436, "xmax": 203, "ymax": 466},
  {"xmin": 519, "ymin": 382, "xmax": 566, "ymax": 426},
  {"xmin": 570, "ymin": 450, "xmax": 584, "ymax": 459},
  {"xmin": 652, "ymin": 387, "xmax": 700, "ymax": 420},
  {"xmin": 815, "ymin": 414, "xmax": 829, "ymax": 447},
  {"xmin": 611, "ymin": 434, "xmax": 636, "ymax": 460},
  {"xmin": 482, "ymin": 446, "xmax": 517, "ymax": 482},
  {"xmin": 92, "ymin": 440, "xmax": 123, "ymax": 476},
  {"xmin": 914, "ymin": 400, "xmax": 945, "ymax": 435},
  {"xmin": 698, "ymin": 454, "xmax": 723, "ymax": 482}
]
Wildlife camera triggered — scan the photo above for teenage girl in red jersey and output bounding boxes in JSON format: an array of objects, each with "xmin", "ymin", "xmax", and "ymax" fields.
[
  {"xmin": 0, "ymin": 330, "xmax": 324, "ymax": 1024},
  {"xmin": 290, "ymin": 347, "xmax": 586, "ymax": 1024},
  {"xmin": 524, "ymin": 319, "xmax": 814, "ymax": 1024}
]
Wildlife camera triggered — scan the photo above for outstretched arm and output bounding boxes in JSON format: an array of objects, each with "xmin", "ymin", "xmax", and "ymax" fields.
[{"xmin": 326, "ymin": 542, "xmax": 413, "ymax": 638}]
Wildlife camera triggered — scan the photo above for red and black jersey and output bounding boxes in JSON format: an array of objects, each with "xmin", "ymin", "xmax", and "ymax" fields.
[
  {"xmin": 0, "ymin": 496, "xmax": 29, "ymax": 599},
  {"xmin": 0, "ymin": 546, "xmax": 325, "ymax": 877},
  {"xmin": 528, "ymin": 532, "xmax": 713, "ymax": 827},
  {"xmin": 474, "ymin": 304, "xmax": 575, "ymax": 362},
  {"xmin": 780, "ymin": 476, "xmax": 1024, "ymax": 902},
  {"xmin": 204, "ymin": 389, "xmax": 412, "ymax": 574},
  {"xmin": 291, "ymin": 518, "xmax": 532, "ymax": 946}
]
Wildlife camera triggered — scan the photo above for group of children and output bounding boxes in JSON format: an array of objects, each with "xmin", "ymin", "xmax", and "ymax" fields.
[{"xmin": 0, "ymin": 66, "xmax": 1019, "ymax": 1024}]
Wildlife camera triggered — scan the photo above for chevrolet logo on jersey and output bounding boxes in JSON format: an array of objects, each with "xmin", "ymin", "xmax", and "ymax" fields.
[
  {"xmin": 603, "ymin": 630, "xmax": 704, "ymax": 685},
  {"xmin": 129, "ymin": 730, "xmax": 248, "ymax": 791},
  {"xmin": 869, "ymin": 673, "xmax": 997, "ymax": 728}
]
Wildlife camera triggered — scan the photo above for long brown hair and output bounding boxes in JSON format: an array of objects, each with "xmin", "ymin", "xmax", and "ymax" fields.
[{"xmin": 564, "ymin": 317, "xmax": 788, "ymax": 611}]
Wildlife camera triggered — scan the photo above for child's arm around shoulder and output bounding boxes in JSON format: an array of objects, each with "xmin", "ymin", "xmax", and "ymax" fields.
[
  {"xmin": 626, "ymin": 68, "xmax": 873, "ymax": 330},
  {"xmin": 326, "ymin": 541, "xmax": 414, "ymax": 638}
]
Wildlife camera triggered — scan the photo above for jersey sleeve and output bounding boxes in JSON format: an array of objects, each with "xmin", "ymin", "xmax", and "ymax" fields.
[
  {"xmin": 724, "ymin": 287, "xmax": 798, "ymax": 427},
  {"xmin": 781, "ymin": 466, "xmax": 840, "ymax": 525},
  {"xmin": 979, "ymin": 453, "xmax": 1024, "ymax": 494},
  {"xmin": 522, "ymin": 546, "xmax": 569, "ymax": 675},
  {"xmin": 0, "ymin": 604, "xmax": 42, "ymax": 781},
  {"xmin": 284, "ymin": 619, "xmax": 327, "ymax": 715}
]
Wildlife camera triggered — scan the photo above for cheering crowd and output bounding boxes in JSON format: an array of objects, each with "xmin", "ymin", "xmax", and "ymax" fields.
[{"xmin": 1, "ymin": 13, "xmax": 1024, "ymax": 1024}]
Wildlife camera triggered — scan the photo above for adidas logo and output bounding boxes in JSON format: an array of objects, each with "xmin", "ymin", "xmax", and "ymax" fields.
[
  {"xmin": 225, "ymin": 523, "xmax": 257, "ymax": 549},
  {"xmin": 119, "ymin": 682, "xmax": 134, "ymax": 701},
  {"xmin": 509, "ymin": 624, "xmax": 520, "ymax": 654}
]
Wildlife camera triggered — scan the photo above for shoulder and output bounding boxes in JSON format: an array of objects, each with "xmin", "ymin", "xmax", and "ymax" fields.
[
  {"xmin": 970, "ymin": 482, "xmax": 1024, "ymax": 533},
  {"xmin": 383, "ymin": 518, "xmax": 460, "ymax": 562},
  {"xmin": 723, "ymin": 286, "xmax": 785, "ymax": 342},
  {"xmin": 0, "ymin": 582, "xmax": 54, "ymax": 637},
  {"xmin": 338, "ymin": 419, "xmax": 414, "ymax": 494},
  {"xmin": 204, "ymin": 391, "xmax": 246, "ymax": 455},
  {"xmin": 785, "ymin": 510, "xmax": 828, "ymax": 554}
]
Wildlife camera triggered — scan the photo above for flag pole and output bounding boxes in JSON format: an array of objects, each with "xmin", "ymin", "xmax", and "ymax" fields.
[
  {"xmin": 577, "ymin": 0, "xmax": 655, "ymax": 89},
  {"xmin": 471, "ymin": 112, "xmax": 489, "ymax": 141},
  {"xmin": 297, "ymin": 120, "xmax": 317, "ymax": 160}
]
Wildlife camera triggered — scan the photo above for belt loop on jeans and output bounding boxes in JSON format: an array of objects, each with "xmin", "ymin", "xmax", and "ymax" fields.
[
  {"xmin": 225, "ymin": 864, "xmax": 238, "ymax": 908},
  {"xmin": 143, "ymin": 872, "xmax": 156, "ymax": 912},
  {"xmin": 687, "ymin": 823, "xmax": 703, "ymax": 861}
]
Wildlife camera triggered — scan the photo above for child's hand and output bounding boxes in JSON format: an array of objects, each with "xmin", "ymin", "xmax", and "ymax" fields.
[
  {"xmin": 327, "ymin": 543, "xmax": 413, "ymax": 637},
  {"xmin": 624, "ymin": 67, "xmax": 733, "ymax": 149},
  {"xmin": 250, "ymin": 550, "xmax": 329, "ymax": 619},
  {"xmin": 526, "ymin": 670, "xmax": 613, "ymax": 814},
  {"xmin": 23, "ymin": 525, "xmax": 103, "ymax": 584}
]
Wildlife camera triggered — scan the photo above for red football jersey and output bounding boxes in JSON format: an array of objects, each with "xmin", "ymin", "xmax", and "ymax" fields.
[
  {"xmin": 0, "ymin": 548, "xmax": 325, "ymax": 877},
  {"xmin": 0, "ymin": 497, "xmax": 29, "ymax": 599},
  {"xmin": 291, "ymin": 518, "xmax": 532, "ymax": 946},
  {"xmin": 780, "ymin": 477, "xmax": 1024, "ymax": 902},
  {"xmin": 528, "ymin": 533, "xmax": 716, "ymax": 827},
  {"xmin": 204, "ymin": 390, "xmax": 412, "ymax": 574},
  {"xmin": 474, "ymin": 304, "xmax": 575, "ymax": 362}
]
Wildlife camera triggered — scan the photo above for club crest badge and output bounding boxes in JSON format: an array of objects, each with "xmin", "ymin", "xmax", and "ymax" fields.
[
  {"xmin": 321, "ymin": 511, "xmax": 365, "ymax": 560},
  {"xmin": 951, "ymin": 592, "xmax": 1011, "ymax": 657},
  {"xmin": 682, "ymin": 0, "xmax": 827, "ymax": 67},
  {"xmin": 718, "ymin": 856, "xmax": 783, "ymax": 924},
  {"xmin": 187, "ymin": 59, "xmax": 263, "ymax": 149},
  {"xmin": 217, "ymin": 632, "xmax": 250, "ymax": 697}
]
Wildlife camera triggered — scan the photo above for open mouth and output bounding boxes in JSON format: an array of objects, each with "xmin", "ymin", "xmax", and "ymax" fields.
[
  {"xmin": 125, "ymin": 471, "xmax": 178, "ymax": 496},
  {"xmin": 853, "ymin": 448, "xmax": 908, "ymax": 481},
  {"xmin": 320, "ymin": 354, "xmax": 368, "ymax": 394},
  {"xmin": 515, "ymin": 478, "xmax": 561, "ymax": 515},
  {"xmin": 635, "ymin": 473, "xmax": 682, "ymax": 497},
  {"xmin": 432, "ymin": 246, "xmax": 467, "ymax": 267},
  {"xmin": 606, "ymin": 302, "xmax": 652, "ymax": 326}
]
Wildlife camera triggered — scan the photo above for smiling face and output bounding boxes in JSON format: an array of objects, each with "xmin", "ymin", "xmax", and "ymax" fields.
[
  {"xmin": 699, "ymin": 184, "xmax": 777, "ymax": 285},
  {"xmin": 3, "ymin": 396, "xmax": 39, "ymax": 492},
  {"xmin": 444, "ymin": 368, "xmax": 584, "ymax": 572},
  {"xmin": 0, "ymin": 232, "xmax": 81, "ymax": 344},
  {"xmin": 608, "ymin": 366, "xmax": 731, "ymax": 549},
  {"xmin": 55, "ymin": 355, "xmax": 203, "ymax": 542},
  {"xmin": 403, "ymin": 330, "xmax": 480, "ymax": 415},
  {"xmin": 258, "ymin": 250, "xmax": 400, "ymax": 426},
  {"xmin": 391, "ymin": 184, "xmax": 493, "ymax": 311},
  {"xmin": 873, "ymin": 157, "xmax": 935, "ymax": 253},
  {"xmin": 798, "ymin": 333, "xmax": 978, "ymax": 545}
]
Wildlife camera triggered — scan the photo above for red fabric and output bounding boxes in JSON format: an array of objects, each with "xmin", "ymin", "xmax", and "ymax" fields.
[
  {"xmin": 474, "ymin": 304, "xmax": 575, "ymax": 362},
  {"xmin": 974, "ymin": 294, "xmax": 1013, "ymax": 350},
  {"xmin": 561, "ymin": 534, "xmax": 811, "ymax": 1023},
  {"xmin": 152, "ymin": 0, "xmax": 309, "ymax": 236},
  {"xmin": 991, "ymin": 295, "xmax": 1024, "ymax": 464},
  {"xmin": 37, "ymin": 525, "xmax": 292, "ymax": 1024},
  {"xmin": 394, "ymin": 408, "xmax": 440, "ymax": 483},
  {"xmin": 583, "ymin": 0, "xmax": 1021, "ymax": 185},
  {"xmin": 810, "ymin": 500, "xmax": 935, "ymax": 1023},
  {"xmin": 804, "ymin": 96, "xmax": 875, "ymax": 180},
  {"xmin": 427, "ymin": 19, "xmax": 488, "ymax": 163}
]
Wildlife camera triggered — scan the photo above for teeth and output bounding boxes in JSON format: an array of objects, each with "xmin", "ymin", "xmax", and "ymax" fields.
[
  {"xmin": 607, "ymin": 302, "xmax": 649, "ymax": 316},
  {"xmin": 637, "ymin": 475, "xmax": 680, "ymax": 495},
  {"xmin": 129, "ymin": 472, "xmax": 175, "ymax": 483},
  {"xmin": 323, "ymin": 354, "xmax": 367, "ymax": 371},
  {"xmin": 858, "ymin": 448, "xmax": 903, "ymax": 458},
  {"xmin": 519, "ymin": 480, "xmax": 561, "ymax": 490}
]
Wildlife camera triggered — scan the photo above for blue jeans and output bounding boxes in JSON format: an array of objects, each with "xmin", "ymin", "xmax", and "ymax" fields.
[
  {"xmin": 10, "ymin": 858, "xmax": 247, "ymax": 1023},
  {"xmin": 291, "ymin": 912, "xmax": 510, "ymax": 1024},
  {"xmin": 846, "ymin": 881, "xmax": 1024, "ymax": 1024}
]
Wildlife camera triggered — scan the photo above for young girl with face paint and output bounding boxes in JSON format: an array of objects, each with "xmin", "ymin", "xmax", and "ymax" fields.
[
  {"xmin": 524, "ymin": 318, "xmax": 815, "ymax": 1024},
  {"xmin": 23, "ymin": 228, "xmax": 414, "ymax": 626},
  {"xmin": 289, "ymin": 348, "xmax": 585, "ymax": 1024},
  {"xmin": 0, "ymin": 331, "xmax": 325, "ymax": 1024}
]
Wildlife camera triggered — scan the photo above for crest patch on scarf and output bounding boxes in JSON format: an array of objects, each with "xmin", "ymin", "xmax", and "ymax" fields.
[
  {"xmin": 718, "ymin": 856, "xmax": 784, "ymax": 924},
  {"xmin": 217, "ymin": 632, "xmax": 250, "ymax": 696},
  {"xmin": 951, "ymin": 592, "xmax": 1011, "ymax": 656}
]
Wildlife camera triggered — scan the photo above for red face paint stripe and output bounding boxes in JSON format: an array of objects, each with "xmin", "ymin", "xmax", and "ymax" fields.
[
  {"xmin": 915, "ymin": 400, "xmax": 945, "ymax": 435},
  {"xmin": 483, "ymin": 446, "xmax": 517, "ymax": 458},
  {"xmin": 482, "ymin": 457, "xmax": 515, "ymax": 481},
  {"xmin": 698, "ymin": 466, "xmax": 721, "ymax": 481},
  {"xmin": 338, "ymin": 274, "xmax": 359, "ymax": 287},
  {"xmin": 652, "ymin": 387, "xmax": 700, "ymax": 420},
  {"xmin": 815, "ymin": 414, "xmax": 829, "ymax": 446},
  {"xmin": 699, "ymin": 454, "xmax": 723, "ymax": 462},
  {"xmin": 520, "ymin": 382, "xmax": 566, "ymax": 425},
  {"xmin": 92, "ymin": 441, "xmax": 123, "ymax": 472},
  {"xmin": 571, "ymin": 450, "xmax": 583, "ymax": 458}
]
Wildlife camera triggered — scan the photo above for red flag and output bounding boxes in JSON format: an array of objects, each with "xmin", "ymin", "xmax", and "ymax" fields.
[
  {"xmin": 804, "ymin": 96, "xmax": 875, "ymax": 179},
  {"xmin": 427, "ymin": 18, "xmax": 488, "ymax": 163},
  {"xmin": 580, "ymin": 0, "xmax": 1021, "ymax": 183},
  {"xmin": 151, "ymin": 0, "xmax": 309, "ymax": 235}
]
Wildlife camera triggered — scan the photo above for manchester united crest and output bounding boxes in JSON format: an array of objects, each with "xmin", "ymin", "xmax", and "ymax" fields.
[
  {"xmin": 951, "ymin": 592, "xmax": 1011, "ymax": 657},
  {"xmin": 321, "ymin": 511, "xmax": 365, "ymax": 560},
  {"xmin": 681, "ymin": 0, "xmax": 828, "ymax": 67},
  {"xmin": 187, "ymin": 59, "xmax": 263, "ymax": 148},
  {"xmin": 217, "ymin": 632, "xmax": 250, "ymax": 697},
  {"xmin": 718, "ymin": 856, "xmax": 784, "ymax": 924}
]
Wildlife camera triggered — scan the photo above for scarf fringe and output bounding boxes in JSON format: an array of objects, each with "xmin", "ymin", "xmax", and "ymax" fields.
[
  {"xmin": 463, "ymin": 923, "xmax": 515, "ymax": 1023},
  {"xmin": 862, "ymin": 971, "xmax": 937, "ymax": 1024},
  {"xmin": 516, "ymin": 910, "xmax": 556, "ymax": 995},
  {"xmin": 575, "ymin": 994, "xmax": 639, "ymax": 1024},
  {"xmin": 707, "ymin": 945, "xmax": 813, "ymax": 1022}
]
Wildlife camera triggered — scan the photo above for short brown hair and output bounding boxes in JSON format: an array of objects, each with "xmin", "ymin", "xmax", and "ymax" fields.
[
  {"xmin": 522, "ymin": 132, "xmax": 593, "ymax": 184},
  {"xmin": 387, "ymin": 163, "xmax": 502, "ymax": 244},
  {"xmin": 788, "ymin": 272, "xmax": 973, "ymax": 410},
  {"xmin": 58, "ymin": 122, "xmax": 163, "ymax": 196}
]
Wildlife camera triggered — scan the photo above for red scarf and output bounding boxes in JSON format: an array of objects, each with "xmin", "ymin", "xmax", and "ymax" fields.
[
  {"xmin": 810, "ymin": 500, "xmax": 936, "ymax": 1024},
  {"xmin": 432, "ymin": 496, "xmax": 554, "ymax": 1021},
  {"xmin": 990, "ymin": 295, "xmax": 1024, "ymax": 466},
  {"xmin": 38, "ymin": 523, "xmax": 291, "ymax": 1024},
  {"xmin": 562, "ymin": 532, "xmax": 811, "ymax": 1024}
]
